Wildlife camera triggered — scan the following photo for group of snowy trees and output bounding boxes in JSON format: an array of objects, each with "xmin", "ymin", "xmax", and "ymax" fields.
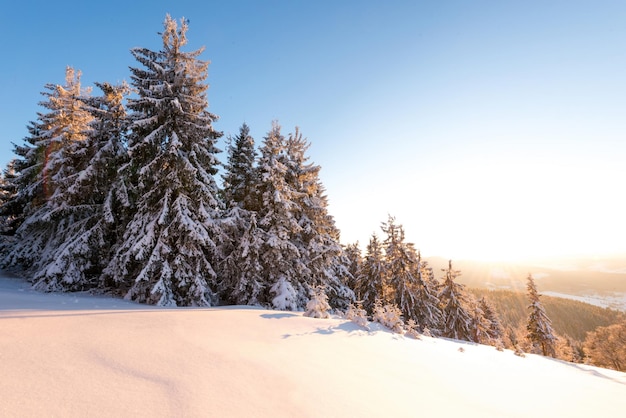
[
  {"xmin": 0, "ymin": 15, "xmax": 352, "ymax": 309},
  {"xmin": 0, "ymin": 14, "xmax": 567, "ymax": 361},
  {"xmin": 344, "ymin": 219, "xmax": 562, "ymax": 355},
  {"xmin": 344, "ymin": 216, "xmax": 505, "ymax": 346}
]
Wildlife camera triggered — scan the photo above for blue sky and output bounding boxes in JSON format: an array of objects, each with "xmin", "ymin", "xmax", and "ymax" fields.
[{"xmin": 2, "ymin": 1, "xmax": 626, "ymax": 261}]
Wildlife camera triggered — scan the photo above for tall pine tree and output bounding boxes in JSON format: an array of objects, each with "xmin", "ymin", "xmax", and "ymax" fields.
[
  {"xmin": 439, "ymin": 260, "xmax": 473, "ymax": 341},
  {"xmin": 381, "ymin": 216, "xmax": 420, "ymax": 323},
  {"xmin": 343, "ymin": 242, "xmax": 362, "ymax": 293},
  {"xmin": 31, "ymin": 82, "xmax": 130, "ymax": 291},
  {"xmin": 2, "ymin": 67, "xmax": 95, "ymax": 281},
  {"xmin": 221, "ymin": 123, "xmax": 259, "ymax": 211},
  {"xmin": 256, "ymin": 122, "xmax": 302, "ymax": 309},
  {"xmin": 103, "ymin": 15, "xmax": 223, "ymax": 306},
  {"xmin": 357, "ymin": 234, "xmax": 386, "ymax": 315},
  {"xmin": 220, "ymin": 123, "xmax": 265, "ymax": 305},
  {"xmin": 412, "ymin": 251, "xmax": 442, "ymax": 332},
  {"xmin": 526, "ymin": 274, "xmax": 556, "ymax": 357},
  {"xmin": 0, "ymin": 120, "xmax": 46, "ymax": 240},
  {"xmin": 284, "ymin": 128, "xmax": 353, "ymax": 309}
]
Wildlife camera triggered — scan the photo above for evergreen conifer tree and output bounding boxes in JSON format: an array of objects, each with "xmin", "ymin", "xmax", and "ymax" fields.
[
  {"xmin": 380, "ymin": 216, "xmax": 440, "ymax": 330},
  {"xmin": 381, "ymin": 216, "xmax": 420, "ymax": 323},
  {"xmin": 343, "ymin": 242, "xmax": 362, "ymax": 293},
  {"xmin": 304, "ymin": 284, "xmax": 331, "ymax": 319},
  {"xmin": 357, "ymin": 234, "xmax": 386, "ymax": 315},
  {"xmin": 221, "ymin": 123, "xmax": 259, "ymax": 211},
  {"xmin": 31, "ymin": 81, "xmax": 130, "ymax": 291},
  {"xmin": 479, "ymin": 296, "xmax": 504, "ymax": 343},
  {"xmin": 256, "ymin": 122, "xmax": 302, "ymax": 309},
  {"xmin": 0, "ymin": 120, "xmax": 46, "ymax": 241},
  {"xmin": 526, "ymin": 274, "xmax": 556, "ymax": 357},
  {"xmin": 0, "ymin": 162, "xmax": 18, "ymax": 237},
  {"xmin": 102, "ymin": 15, "xmax": 223, "ymax": 306},
  {"xmin": 219, "ymin": 123, "xmax": 265, "ymax": 305},
  {"xmin": 412, "ymin": 251, "xmax": 442, "ymax": 333},
  {"xmin": 468, "ymin": 297, "xmax": 491, "ymax": 344},
  {"xmin": 284, "ymin": 128, "xmax": 353, "ymax": 309},
  {"xmin": 439, "ymin": 260, "xmax": 473, "ymax": 341},
  {"xmin": 2, "ymin": 67, "xmax": 95, "ymax": 279}
]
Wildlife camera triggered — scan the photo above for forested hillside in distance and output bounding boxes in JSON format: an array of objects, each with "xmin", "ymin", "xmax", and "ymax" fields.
[
  {"xmin": 427, "ymin": 257, "xmax": 626, "ymax": 295},
  {"xmin": 470, "ymin": 288, "xmax": 625, "ymax": 342}
]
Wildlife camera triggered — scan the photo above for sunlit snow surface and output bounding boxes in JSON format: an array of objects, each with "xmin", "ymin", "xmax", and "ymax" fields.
[{"xmin": 1, "ymin": 272, "xmax": 625, "ymax": 417}]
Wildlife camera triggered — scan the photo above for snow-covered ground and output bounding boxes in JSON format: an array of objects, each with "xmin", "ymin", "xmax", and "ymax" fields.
[{"xmin": 1, "ymin": 272, "xmax": 625, "ymax": 418}]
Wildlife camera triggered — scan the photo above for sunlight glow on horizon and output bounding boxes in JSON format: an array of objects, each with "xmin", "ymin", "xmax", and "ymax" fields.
[{"xmin": 329, "ymin": 145, "xmax": 626, "ymax": 263}]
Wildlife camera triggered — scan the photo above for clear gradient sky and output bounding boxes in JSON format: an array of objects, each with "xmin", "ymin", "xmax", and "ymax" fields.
[{"xmin": 2, "ymin": 1, "xmax": 626, "ymax": 262}]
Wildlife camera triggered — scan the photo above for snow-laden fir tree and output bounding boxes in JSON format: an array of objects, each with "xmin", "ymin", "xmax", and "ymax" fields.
[
  {"xmin": 0, "ymin": 163, "xmax": 17, "ymax": 237},
  {"xmin": 342, "ymin": 242, "xmax": 362, "ymax": 292},
  {"xmin": 283, "ymin": 128, "xmax": 353, "ymax": 310},
  {"xmin": 219, "ymin": 123, "xmax": 265, "ymax": 305},
  {"xmin": 2, "ymin": 67, "xmax": 95, "ymax": 279},
  {"xmin": 220, "ymin": 210, "xmax": 265, "ymax": 305},
  {"xmin": 479, "ymin": 296, "xmax": 504, "ymax": 344},
  {"xmin": 31, "ymin": 82, "xmax": 130, "ymax": 291},
  {"xmin": 345, "ymin": 301, "xmax": 369, "ymax": 328},
  {"xmin": 381, "ymin": 216, "xmax": 421, "ymax": 324},
  {"xmin": 255, "ymin": 122, "xmax": 302, "ymax": 310},
  {"xmin": 254, "ymin": 123, "xmax": 354, "ymax": 310},
  {"xmin": 525, "ymin": 274, "xmax": 556, "ymax": 357},
  {"xmin": 304, "ymin": 284, "xmax": 331, "ymax": 319},
  {"xmin": 356, "ymin": 234, "xmax": 386, "ymax": 315},
  {"xmin": 221, "ymin": 123, "xmax": 259, "ymax": 212},
  {"xmin": 380, "ymin": 216, "xmax": 441, "ymax": 331},
  {"xmin": 412, "ymin": 251, "xmax": 442, "ymax": 333},
  {"xmin": 468, "ymin": 297, "xmax": 491, "ymax": 344},
  {"xmin": 438, "ymin": 260, "xmax": 473, "ymax": 341},
  {"xmin": 0, "ymin": 120, "xmax": 46, "ymax": 241},
  {"xmin": 103, "ymin": 15, "xmax": 223, "ymax": 306},
  {"xmin": 372, "ymin": 298, "xmax": 404, "ymax": 333}
]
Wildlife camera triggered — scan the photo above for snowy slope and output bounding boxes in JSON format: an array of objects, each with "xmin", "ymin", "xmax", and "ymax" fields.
[{"xmin": 1, "ymin": 273, "xmax": 625, "ymax": 418}]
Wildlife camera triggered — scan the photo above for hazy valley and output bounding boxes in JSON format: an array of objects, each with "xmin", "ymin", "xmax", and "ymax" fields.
[{"xmin": 427, "ymin": 255, "xmax": 626, "ymax": 312}]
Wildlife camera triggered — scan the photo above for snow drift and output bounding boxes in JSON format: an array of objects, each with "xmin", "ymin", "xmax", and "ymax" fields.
[{"xmin": 1, "ymin": 273, "xmax": 625, "ymax": 417}]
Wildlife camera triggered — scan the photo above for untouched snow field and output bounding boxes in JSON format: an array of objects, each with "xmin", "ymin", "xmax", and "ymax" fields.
[{"xmin": 1, "ymin": 273, "xmax": 625, "ymax": 418}]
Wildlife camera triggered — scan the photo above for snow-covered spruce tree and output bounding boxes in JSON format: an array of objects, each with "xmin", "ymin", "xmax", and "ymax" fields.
[
  {"xmin": 438, "ymin": 260, "xmax": 473, "ymax": 341},
  {"xmin": 343, "ymin": 242, "xmax": 362, "ymax": 292},
  {"xmin": 254, "ymin": 122, "xmax": 302, "ymax": 309},
  {"xmin": 221, "ymin": 123, "xmax": 259, "ymax": 212},
  {"xmin": 2, "ymin": 67, "xmax": 95, "ymax": 278},
  {"xmin": 0, "ymin": 117, "xmax": 49, "ymax": 244},
  {"xmin": 380, "ymin": 216, "xmax": 441, "ymax": 331},
  {"xmin": 31, "ymin": 82, "xmax": 130, "ymax": 291},
  {"xmin": 357, "ymin": 234, "xmax": 386, "ymax": 315},
  {"xmin": 525, "ymin": 274, "xmax": 556, "ymax": 357},
  {"xmin": 0, "ymin": 163, "xmax": 17, "ymax": 237},
  {"xmin": 381, "ymin": 216, "xmax": 421, "ymax": 324},
  {"xmin": 372, "ymin": 298, "xmax": 404, "ymax": 333},
  {"xmin": 413, "ymin": 251, "xmax": 442, "ymax": 333},
  {"xmin": 479, "ymin": 296, "xmax": 504, "ymax": 344},
  {"xmin": 219, "ymin": 123, "xmax": 265, "ymax": 305},
  {"xmin": 283, "ymin": 128, "xmax": 354, "ymax": 310},
  {"xmin": 102, "ymin": 15, "xmax": 223, "ymax": 306},
  {"xmin": 345, "ymin": 301, "xmax": 369, "ymax": 328},
  {"xmin": 304, "ymin": 284, "xmax": 331, "ymax": 319},
  {"xmin": 468, "ymin": 297, "xmax": 491, "ymax": 344}
]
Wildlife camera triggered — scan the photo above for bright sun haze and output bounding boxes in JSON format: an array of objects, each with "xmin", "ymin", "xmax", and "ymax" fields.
[{"xmin": 2, "ymin": 1, "xmax": 626, "ymax": 263}]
